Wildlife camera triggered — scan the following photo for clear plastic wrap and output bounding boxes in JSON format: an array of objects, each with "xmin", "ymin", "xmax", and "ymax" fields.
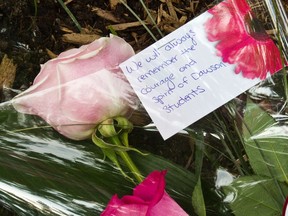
[{"xmin": 0, "ymin": 0, "xmax": 288, "ymax": 215}]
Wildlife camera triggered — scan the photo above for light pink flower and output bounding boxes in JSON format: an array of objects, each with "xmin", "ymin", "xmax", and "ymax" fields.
[
  {"xmin": 205, "ymin": 0, "xmax": 284, "ymax": 79},
  {"xmin": 101, "ymin": 170, "xmax": 189, "ymax": 216},
  {"xmin": 12, "ymin": 35, "xmax": 138, "ymax": 140}
]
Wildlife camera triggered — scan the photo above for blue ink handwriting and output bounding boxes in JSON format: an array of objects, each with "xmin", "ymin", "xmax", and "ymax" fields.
[
  {"xmin": 159, "ymin": 30, "xmax": 196, "ymax": 52},
  {"xmin": 179, "ymin": 58, "xmax": 197, "ymax": 73},
  {"xmin": 163, "ymin": 85, "xmax": 206, "ymax": 113},
  {"xmin": 141, "ymin": 73, "xmax": 175, "ymax": 95},
  {"xmin": 145, "ymin": 48, "xmax": 161, "ymax": 63},
  {"xmin": 137, "ymin": 55, "xmax": 178, "ymax": 83},
  {"xmin": 191, "ymin": 62, "xmax": 226, "ymax": 80},
  {"xmin": 125, "ymin": 61, "xmax": 143, "ymax": 73}
]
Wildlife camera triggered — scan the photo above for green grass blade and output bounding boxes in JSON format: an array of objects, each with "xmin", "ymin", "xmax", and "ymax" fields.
[
  {"xmin": 139, "ymin": 0, "xmax": 164, "ymax": 37},
  {"xmin": 120, "ymin": 0, "xmax": 158, "ymax": 42},
  {"xmin": 56, "ymin": 0, "xmax": 82, "ymax": 32}
]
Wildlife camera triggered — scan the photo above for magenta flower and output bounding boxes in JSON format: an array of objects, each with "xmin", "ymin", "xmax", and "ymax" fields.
[
  {"xmin": 12, "ymin": 35, "xmax": 138, "ymax": 140},
  {"xmin": 101, "ymin": 170, "xmax": 189, "ymax": 216},
  {"xmin": 205, "ymin": 0, "xmax": 283, "ymax": 79}
]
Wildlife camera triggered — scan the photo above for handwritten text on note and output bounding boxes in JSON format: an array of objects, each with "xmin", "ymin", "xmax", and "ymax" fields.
[{"xmin": 120, "ymin": 12, "xmax": 260, "ymax": 140}]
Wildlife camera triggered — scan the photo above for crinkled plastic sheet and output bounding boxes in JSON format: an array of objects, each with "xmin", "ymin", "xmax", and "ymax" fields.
[
  {"xmin": 0, "ymin": 0, "xmax": 288, "ymax": 215},
  {"xmin": 0, "ymin": 32, "xmax": 195, "ymax": 216},
  {"xmin": 0, "ymin": 102, "xmax": 197, "ymax": 215},
  {"xmin": 193, "ymin": 0, "xmax": 288, "ymax": 215}
]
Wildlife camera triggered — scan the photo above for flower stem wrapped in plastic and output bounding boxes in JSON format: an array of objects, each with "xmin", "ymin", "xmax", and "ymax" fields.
[{"xmin": 12, "ymin": 34, "xmax": 143, "ymax": 183}]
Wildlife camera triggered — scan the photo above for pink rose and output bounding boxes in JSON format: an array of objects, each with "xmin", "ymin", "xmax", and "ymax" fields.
[
  {"xmin": 101, "ymin": 170, "xmax": 189, "ymax": 216},
  {"xmin": 12, "ymin": 35, "xmax": 138, "ymax": 140}
]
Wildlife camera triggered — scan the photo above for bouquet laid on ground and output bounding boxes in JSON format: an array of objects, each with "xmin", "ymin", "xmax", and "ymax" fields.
[
  {"xmin": 1, "ymin": 34, "xmax": 193, "ymax": 215},
  {"xmin": 0, "ymin": 0, "xmax": 287, "ymax": 215}
]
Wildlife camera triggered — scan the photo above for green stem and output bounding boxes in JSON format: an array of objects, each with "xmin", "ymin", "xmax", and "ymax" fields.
[
  {"xmin": 139, "ymin": 0, "xmax": 164, "ymax": 37},
  {"xmin": 110, "ymin": 136, "xmax": 143, "ymax": 183},
  {"xmin": 120, "ymin": 0, "xmax": 158, "ymax": 42},
  {"xmin": 213, "ymin": 112, "xmax": 245, "ymax": 175},
  {"xmin": 33, "ymin": 0, "xmax": 38, "ymax": 17},
  {"xmin": 56, "ymin": 0, "xmax": 82, "ymax": 32},
  {"xmin": 269, "ymin": 0, "xmax": 288, "ymax": 102}
]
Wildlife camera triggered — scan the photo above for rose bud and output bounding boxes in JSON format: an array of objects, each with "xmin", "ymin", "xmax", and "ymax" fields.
[{"xmin": 12, "ymin": 35, "xmax": 139, "ymax": 140}]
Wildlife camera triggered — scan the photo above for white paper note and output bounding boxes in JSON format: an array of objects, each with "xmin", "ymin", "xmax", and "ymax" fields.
[{"xmin": 120, "ymin": 10, "xmax": 276, "ymax": 140}]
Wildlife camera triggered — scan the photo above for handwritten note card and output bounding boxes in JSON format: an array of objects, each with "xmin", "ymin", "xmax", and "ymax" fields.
[{"xmin": 120, "ymin": 7, "xmax": 274, "ymax": 140}]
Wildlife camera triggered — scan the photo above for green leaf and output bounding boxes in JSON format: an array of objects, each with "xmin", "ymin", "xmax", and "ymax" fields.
[
  {"xmin": 0, "ymin": 106, "xmax": 197, "ymax": 215},
  {"xmin": 243, "ymin": 99, "xmax": 275, "ymax": 140},
  {"xmin": 243, "ymin": 99, "xmax": 288, "ymax": 183},
  {"xmin": 192, "ymin": 179, "xmax": 206, "ymax": 216},
  {"xmin": 223, "ymin": 176, "xmax": 288, "ymax": 216},
  {"xmin": 190, "ymin": 131, "xmax": 206, "ymax": 216}
]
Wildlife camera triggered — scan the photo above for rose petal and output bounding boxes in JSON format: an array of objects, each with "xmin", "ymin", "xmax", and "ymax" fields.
[
  {"xmin": 101, "ymin": 171, "xmax": 189, "ymax": 216},
  {"xmin": 101, "ymin": 195, "xmax": 147, "ymax": 216},
  {"xmin": 12, "ymin": 35, "xmax": 138, "ymax": 140},
  {"xmin": 148, "ymin": 192, "xmax": 189, "ymax": 216},
  {"xmin": 32, "ymin": 35, "xmax": 134, "ymax": 92},
  {"xmin": 133, "ymin": 170, "xmax": 166, "ymax": 206},
  {"xmin": 13, "ymin": 69, "xmax": 137, "ymax": 140}
]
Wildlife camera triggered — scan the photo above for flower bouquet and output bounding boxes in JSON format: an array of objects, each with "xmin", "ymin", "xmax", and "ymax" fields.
[{"xmin": 0, "ymin": 0, "xmax": 288, "ymax": 215}]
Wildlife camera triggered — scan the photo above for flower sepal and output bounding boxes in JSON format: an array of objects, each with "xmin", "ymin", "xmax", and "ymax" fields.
[
  {"xmin": 93, "ymin": 117, "xmax": 146, "ymax": 155},
  {"xmin": 92, "ymin": 116, "xmax": 146, "ymax": 183}
]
